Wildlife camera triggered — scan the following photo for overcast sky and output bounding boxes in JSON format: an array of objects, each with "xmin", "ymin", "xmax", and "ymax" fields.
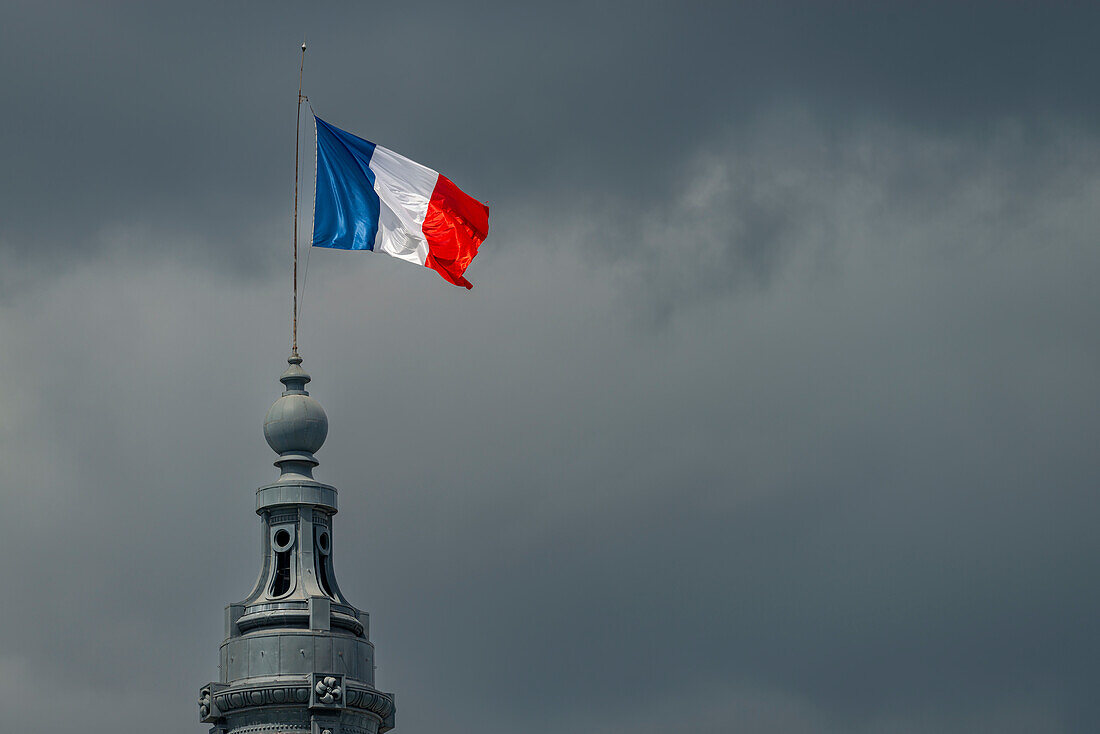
[{"xmin": 1, "ymin": 2, "xmax": 1099, "ymax": 733}]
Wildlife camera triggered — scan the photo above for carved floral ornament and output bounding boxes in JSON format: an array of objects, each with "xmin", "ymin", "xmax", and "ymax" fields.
[
  {"xmin": 198, "ymin": 687, "xmax": 212, "ymax": 718},
  {"xmin": 315, "ymin": 675, "xmax": 343, "ymax": 704}
]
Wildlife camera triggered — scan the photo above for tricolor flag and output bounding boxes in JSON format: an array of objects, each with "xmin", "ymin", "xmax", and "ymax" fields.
[{"xmin": 312, "ymin": 116, "xmax": 489, "ymax": 289}]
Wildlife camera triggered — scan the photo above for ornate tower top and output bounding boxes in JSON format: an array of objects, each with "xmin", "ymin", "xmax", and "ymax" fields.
[{"xmin": 198, "ymin": 355, "xmax": 396, "ymax": 734}]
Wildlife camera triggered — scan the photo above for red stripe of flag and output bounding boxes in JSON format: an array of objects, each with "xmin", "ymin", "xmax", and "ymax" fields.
[{"xmin": 421, "ymin": 175, "xmax": 489, "ymax": 290}]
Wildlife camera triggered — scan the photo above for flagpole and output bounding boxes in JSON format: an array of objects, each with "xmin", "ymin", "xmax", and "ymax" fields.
[{"xmin": 292, "ymin": 41, "xmax": 306, "ymax": 357}]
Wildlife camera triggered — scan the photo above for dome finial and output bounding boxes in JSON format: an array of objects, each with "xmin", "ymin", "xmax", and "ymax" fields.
[
  {"xmin": 279, "ymin": 352, "xmax": 311, "ymax": 395},
  {"xmin": 263, "ymin": 353, "xmax": 329, "ymax": 478}
]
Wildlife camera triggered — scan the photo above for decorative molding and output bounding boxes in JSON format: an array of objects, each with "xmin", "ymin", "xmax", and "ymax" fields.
[
  {"xmin": 203, "ymin": 678, "xmax": 392, "ymax": 734},
  {"xmin": 244, "ymin": 600, "xmax": 308, "ymax": 613},
  {"xmin": 228, "ymin": 725, "xmax": 309, "ymax": 734},
  {"xmin": 268, "ymin": 511, "xmax": 298, "ymax": 525},
  {"xmin": 214, "ymin": 685, "xmax": 311, "ymax": 712},
  {"xmin": 344, "ymin": 687, "xmax": 395, "ymax": 720},
  {"xmin": 211, "ymin": 680, "xmax": 390, "ymax": 717}
]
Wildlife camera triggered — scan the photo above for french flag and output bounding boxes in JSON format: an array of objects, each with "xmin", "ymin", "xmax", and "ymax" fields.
[{"xmin": 312, "ymin": 116, "xmax": 489, "ymax": 289}]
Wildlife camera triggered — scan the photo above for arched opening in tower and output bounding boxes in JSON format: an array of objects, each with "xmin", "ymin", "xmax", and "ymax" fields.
[{"xmin": 270, "ymin": 528, "xmax": 294, "ymax": 597}]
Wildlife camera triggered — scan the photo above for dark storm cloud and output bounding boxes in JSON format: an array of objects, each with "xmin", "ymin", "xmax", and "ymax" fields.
[
  {"xmin": 2, "ymin": 2, "xmax": 1098, "ymax": 273},
  {"xmin": 1, "ymin": 3, "xmax": 1099, "ymax": 734}
]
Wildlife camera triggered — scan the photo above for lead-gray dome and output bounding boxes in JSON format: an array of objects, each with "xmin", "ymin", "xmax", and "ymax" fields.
[{"xmin": 263, "ymin": 354, "xmax": 328, "ymax": 455}]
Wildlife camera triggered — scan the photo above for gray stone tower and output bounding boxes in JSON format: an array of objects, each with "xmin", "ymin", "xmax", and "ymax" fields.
[{"xmin": 198, "ymin": 354, "xmax": 395, "ymax": 734}]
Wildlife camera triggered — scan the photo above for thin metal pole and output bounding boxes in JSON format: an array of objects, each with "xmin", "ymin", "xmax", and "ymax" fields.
[{"xmin": 292, "ymin": 41, "xmax": 306, "ymax": 356}]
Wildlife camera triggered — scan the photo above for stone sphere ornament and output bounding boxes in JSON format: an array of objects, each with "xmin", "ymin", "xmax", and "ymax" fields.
[{"xmin": 263, "ymin": 355, "xmax": 328, "ymax": 455}]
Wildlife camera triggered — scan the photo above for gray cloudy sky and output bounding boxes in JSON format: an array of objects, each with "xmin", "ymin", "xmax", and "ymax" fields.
[{"xmin": 1, "ymin": 2, "xmax": 1099, "ymax": 732}]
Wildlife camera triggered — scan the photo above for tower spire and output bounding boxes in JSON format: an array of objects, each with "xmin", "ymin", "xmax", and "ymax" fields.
[{"xmin": 197, "ymin": 354, "xmax": 395, "ymax": 734}]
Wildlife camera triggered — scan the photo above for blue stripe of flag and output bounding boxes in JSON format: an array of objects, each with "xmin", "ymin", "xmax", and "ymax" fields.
[{"xmin": 313, "ymin": 116, "xmax": 381, "ymax": 251}]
